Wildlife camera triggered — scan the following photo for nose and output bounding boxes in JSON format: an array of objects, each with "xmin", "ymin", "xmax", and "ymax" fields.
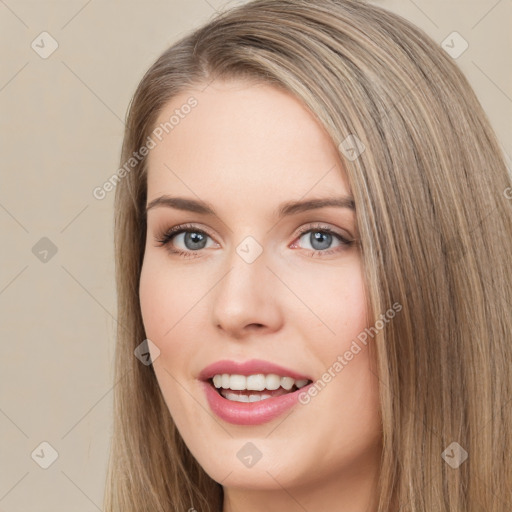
[{"xmin": 211, "ymin": 243, "xmax": 283, "ymax": 339}]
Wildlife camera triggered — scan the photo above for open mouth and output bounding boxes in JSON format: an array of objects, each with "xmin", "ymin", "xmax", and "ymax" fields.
[
  {"xmin": 208, "ymin": 376, "xmax": 313, "ymax": 403},
  {"xmin": 200, "ymin": 367, "xmax": 315, "ymax": 425}
]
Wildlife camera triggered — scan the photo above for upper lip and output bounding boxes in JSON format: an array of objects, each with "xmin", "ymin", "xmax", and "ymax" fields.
[{"xmin": 198, "ymin": 359, "xmax": 312, "ymax": 382}]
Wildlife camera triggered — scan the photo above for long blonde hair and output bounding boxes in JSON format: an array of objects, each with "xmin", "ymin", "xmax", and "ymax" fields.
[{"xmin": 104, "ymin": 1, "xmax": 512, "ymax": 510}]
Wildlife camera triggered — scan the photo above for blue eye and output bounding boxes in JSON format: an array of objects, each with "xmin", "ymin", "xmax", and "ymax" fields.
[
  {"xmin": 171, "ymin": 230, "xmax": 211, "ymax": 251},
  {"xmin": 298, "ymin": 229, "xmax": 340, "ymax": 251},
  {"xmin": 155, "ymin": 223, "xmax": 354, "ymax": 259},
  {"xmin": 294, "ymin": 226, "xmax": 354, "ymax": 256},
  {"xmin": 155, "ymin": 224, "xmax": 215, "ymax": 258}
]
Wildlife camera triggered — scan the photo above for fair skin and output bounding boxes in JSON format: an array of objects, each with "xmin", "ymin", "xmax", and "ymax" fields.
[{"xmin": 139, "ymin": 79, "xmax": 382, "ymax": 512}]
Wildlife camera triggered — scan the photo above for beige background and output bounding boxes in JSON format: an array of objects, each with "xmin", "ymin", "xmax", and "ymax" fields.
[{"xmin": 0, "ymin": 0, "xmax": 510, "ymax": 510}]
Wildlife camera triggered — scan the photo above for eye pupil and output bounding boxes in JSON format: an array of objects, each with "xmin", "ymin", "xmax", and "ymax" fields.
[{"xmin": 185, "ymin": 231, "xmax": 207, "ymax": 250}]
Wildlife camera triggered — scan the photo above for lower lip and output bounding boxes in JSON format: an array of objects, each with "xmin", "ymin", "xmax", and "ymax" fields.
[{"xmin": 202, "ymin": 381, "xmax": 309, "ymax": 425}]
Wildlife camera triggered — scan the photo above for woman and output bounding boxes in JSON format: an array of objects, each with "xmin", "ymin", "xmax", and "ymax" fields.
[{"xmin": 104, "ymin": 1, "xmax": 512, "ymax": 510}]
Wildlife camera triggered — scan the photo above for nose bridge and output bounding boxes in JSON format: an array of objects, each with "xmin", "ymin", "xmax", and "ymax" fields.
[
  {"xmin": 218, "ymin": 236, "xmax": 269, "ymax": 307},
  {"xmin": 211, "ymin": 234, "xmax": 282, "ymax": 334}
]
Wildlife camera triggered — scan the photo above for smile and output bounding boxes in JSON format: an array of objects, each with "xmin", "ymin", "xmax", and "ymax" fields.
[
  {"xmin": 212, "ymin": 373, "xmax": 310, "ymax": 402},
  {"xmin": 199, "ymin": 360, "xmax": 314, "ymax": 425}
]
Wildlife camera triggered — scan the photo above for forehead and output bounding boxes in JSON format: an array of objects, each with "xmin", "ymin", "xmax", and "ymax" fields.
[{"xmin": 146, "ymin": 79, "xmax": 350, "ymax": 210}]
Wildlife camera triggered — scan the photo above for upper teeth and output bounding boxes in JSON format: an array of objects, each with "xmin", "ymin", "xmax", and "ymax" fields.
[{"xmin": 212, "ymin": 373, "xmax": 309, "ymax": 391}]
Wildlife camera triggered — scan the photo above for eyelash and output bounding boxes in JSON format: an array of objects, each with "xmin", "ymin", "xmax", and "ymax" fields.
[{"xmin": 154, "ymin": 223, "xmax": 354, "ymax": 259}]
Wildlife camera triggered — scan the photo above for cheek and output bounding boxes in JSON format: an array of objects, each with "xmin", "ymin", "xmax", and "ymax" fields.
[
  {"xmin": 286, "ymin": 259, "xmax": 378, "ymax": 425},
  {"xmin": 139, "ymin": 257, "xmax": 201, "ymax": 423},
  {"xmin": 138, "ymin": 253, "xmax": 211, "ymax": 378},
  {"xmin": 283, "ymin": 256, "xmax": 368, "ymax": 341},
  {"xmin": 139, "ymin": 252, "xmax": 199, "ymax": 341},
  {"xmin": 138, "ymin": 256, "xmax": 189, "ymax": 375}
]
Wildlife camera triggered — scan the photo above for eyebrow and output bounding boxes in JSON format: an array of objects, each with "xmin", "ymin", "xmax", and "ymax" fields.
[{"xmin": 145, "ymin": 195, "xmax": 355, "ymax": 218}]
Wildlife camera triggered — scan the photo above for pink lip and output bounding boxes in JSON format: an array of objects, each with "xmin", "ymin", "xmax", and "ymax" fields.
[
  {"xmin": 198, "ymin": 359, "xmax": 313, "ymax": 425},
  {"xmin": 198, "ymin": 358, "xmax": 312, "ymax": 381},
  {"xmin": 201, "ymin": 380, "xmax": 312, "ymax": 425}
]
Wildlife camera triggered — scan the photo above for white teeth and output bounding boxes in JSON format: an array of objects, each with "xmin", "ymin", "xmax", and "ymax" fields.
[
  {"xmin": 211, "ymin": 373, "xmax": 310, "ymax": 392},
  {"xmin": 223, "ymin": 391, "xmax": 273, "ymax": 402},
  {"xmin": 265, "ymin": 374, "xmax": 281, "ymax": 390},
  {"xmin": 229, "ymin": 374, "xmax": 246, "ymax": 390},
  {"xmin": 224, "ymin": 392, "xmax": 249, "ymax": 402},
  {"xmin": 280, "ymin": 377, "xmax": 295, "ymax": 390},
  {"xmin": 248, "ymin": 393, "xmax": 272, "ymax": 402},
  {"xmin": 246, "ymin": 374, "xmax": 266, "ymax": 391}
]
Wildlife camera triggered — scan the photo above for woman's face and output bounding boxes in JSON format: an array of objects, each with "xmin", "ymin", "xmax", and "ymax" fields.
[{"xmin": 139, "ymin": 79, "xmax": 382, "ymax": 505}]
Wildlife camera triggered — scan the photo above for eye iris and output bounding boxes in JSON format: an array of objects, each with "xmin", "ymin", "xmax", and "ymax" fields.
[
  {"xmin": 310, "ymin": 231, "xmax": 332, "ymax": 250},
  {"xmin": 184, "ymin": 231, "xmax": 207, "ymax": 250}
]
